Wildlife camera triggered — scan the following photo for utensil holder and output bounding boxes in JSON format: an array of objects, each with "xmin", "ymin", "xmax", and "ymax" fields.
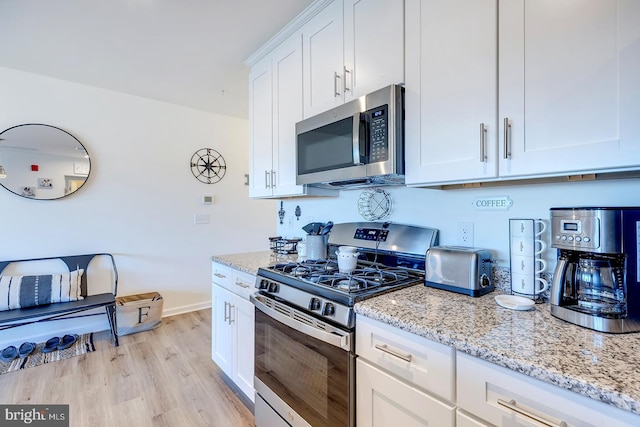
[{"xmin": 306, "ymin": 235, "xmax": 327, "ymax": 260}]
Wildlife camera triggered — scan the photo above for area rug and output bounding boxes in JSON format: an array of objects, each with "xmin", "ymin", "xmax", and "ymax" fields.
[{"xmin": 0, "ymin": 333, "xmax": 95, "ymax": 374}]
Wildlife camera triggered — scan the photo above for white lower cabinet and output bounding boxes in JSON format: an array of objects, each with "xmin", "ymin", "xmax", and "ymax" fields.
[
  {"xmin": 355, "ymin": 316, "xmax": 456, "ymax": 426},
  {"xmin": 457, "ymin": 351, "xmax": 640, "ymax": 427},
  {"xmin": 357, "ymin": 358, "xmax": 455, "ymax": 427},
  {"xmin": 356, "ymin": 315, "xmax": 640, "ymax": 426},
  {"xmin": 211, "ymin": 262, "xmax": 255, "ymax": 402}
]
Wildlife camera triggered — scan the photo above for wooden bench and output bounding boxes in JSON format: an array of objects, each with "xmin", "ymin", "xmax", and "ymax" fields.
[{"xmin": 0, "ymin": 253, "xmax": 119, "ymax": 346}]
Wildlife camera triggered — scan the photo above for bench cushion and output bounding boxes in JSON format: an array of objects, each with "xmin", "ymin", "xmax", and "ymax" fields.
[{"xmin": 0, "ymin": 269, "xmax": 84, "ymax": 311}]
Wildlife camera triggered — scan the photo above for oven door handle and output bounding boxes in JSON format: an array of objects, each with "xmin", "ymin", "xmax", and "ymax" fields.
[{"xmin": 251, "ymin": 294, "xmax": 351, "ymax": 351}]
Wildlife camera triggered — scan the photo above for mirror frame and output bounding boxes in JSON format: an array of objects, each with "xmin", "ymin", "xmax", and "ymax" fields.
[{"xmin": 0, "ymin": 123, "xmax": 91, "ymax": 200}]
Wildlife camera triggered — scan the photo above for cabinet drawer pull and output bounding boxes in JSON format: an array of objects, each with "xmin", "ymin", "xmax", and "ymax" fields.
[
  {"xmin": 503, "ymin": 117, "xmax": 512, "ymax": 159},
  {"xmin": 271, "ymin": 170, "xmax": 276, "ymax": 189},
  {"xmin": 235, "ymin": 280, "xmax": 250, "ymax": 289},
  {"xmin": 497, "ymin": 399, "xmax": 567, "ymax": 427},
  {"xmin": 374, "ymin": 343, "xmax": 412, "ymax": 362},
  {"xmin": 334, "ymin": 71, "xmax": 341, "ymax": 97},
  {"xmin": 214, "ymin": 273, "xmax": 226, "ymax": 279},
  {"xmin": 264, "ymin": 170, "xmax": 270, "ymax": 189},
  {"xmin": 479, "ymin": 123, "xmax": 487, "ymax": 162}
]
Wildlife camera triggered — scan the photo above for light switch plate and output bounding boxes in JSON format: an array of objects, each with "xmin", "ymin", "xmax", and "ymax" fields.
[{"xmin": 194, "ymin": 214, "xmax": 210, "ymax": 224}]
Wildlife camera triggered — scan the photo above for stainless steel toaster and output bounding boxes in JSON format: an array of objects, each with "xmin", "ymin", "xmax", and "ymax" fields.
[{"xmin": 425, "ymin": 246, "xmax": 494, "ymax": 297}]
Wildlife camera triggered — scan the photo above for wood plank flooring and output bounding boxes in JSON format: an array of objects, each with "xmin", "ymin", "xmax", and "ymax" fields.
[{"xmin": 0, "ymin": 309, "xmax": 255, "ymax": 427}]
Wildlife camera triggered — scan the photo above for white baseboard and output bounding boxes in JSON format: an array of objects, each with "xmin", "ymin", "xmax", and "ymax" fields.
[{"xmin": 162, "ymin": 300, "xmax": 212, "ymax": 317}]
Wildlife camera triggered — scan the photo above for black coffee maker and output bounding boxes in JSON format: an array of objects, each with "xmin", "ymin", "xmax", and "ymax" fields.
[{"xmin": 550, "ymin": 207, "xmax": 640, "ymax": 333}]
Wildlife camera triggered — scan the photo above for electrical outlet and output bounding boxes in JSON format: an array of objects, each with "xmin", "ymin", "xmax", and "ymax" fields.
[{"xmin": 457, "ymin": 222, "xmax": 474, "ymax": 247}]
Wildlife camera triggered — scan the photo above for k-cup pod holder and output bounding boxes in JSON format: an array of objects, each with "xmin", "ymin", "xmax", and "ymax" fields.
[{"xmin": 509, "ymin": 219, "xmax": 548, "ymax": 302}]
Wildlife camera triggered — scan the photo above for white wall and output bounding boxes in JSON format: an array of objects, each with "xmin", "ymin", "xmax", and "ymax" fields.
[
  {"xmin": 0, "ymin": 66, "xmax": 276, "ymax": 347},
  {"xmin": 276, "ymin": 179, "xmax": 640, "ymax": 270}
]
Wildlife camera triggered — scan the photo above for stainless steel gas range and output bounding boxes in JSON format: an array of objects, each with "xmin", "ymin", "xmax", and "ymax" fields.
[{"xmin": 251, "ymin": 222, "xmax": 439, "ymax": 427}]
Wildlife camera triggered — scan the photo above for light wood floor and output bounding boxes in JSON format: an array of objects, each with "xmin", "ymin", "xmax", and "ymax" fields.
[{"xmin": 0, "ymin": 309, "xmax": 254, "ymax": 427}]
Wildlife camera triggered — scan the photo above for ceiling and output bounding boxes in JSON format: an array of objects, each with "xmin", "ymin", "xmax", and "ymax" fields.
[{"xmin": 0, "ymin": 0, "xmax": 315, "ymax": 119}]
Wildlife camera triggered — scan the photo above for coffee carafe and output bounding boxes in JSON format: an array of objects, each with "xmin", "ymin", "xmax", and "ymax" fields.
[{"xmin": 550, "ymin": 207, "xmax": 640, "ymax": 333}]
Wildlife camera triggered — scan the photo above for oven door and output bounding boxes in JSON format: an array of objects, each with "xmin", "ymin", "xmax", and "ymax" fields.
[{"xmin": 251, "ymin": 293, "xmax": 354, "ymax": 427}]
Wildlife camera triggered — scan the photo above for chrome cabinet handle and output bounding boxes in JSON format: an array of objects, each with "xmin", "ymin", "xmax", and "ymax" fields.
[
  {"xmin": 228, "ymin": 303, "xmax": 235, "ymax": 325},
  {"xmin": 264, "ymin": 170, "xmax": 270, "ymax": 189},
  {"xmin": 271, "ymin": 170, "xmax": 276, "ymax": 189},
  {"xmin": 480, "ymin": 123, "xmax": 487, "ymax": 162},
  {"xmin": 214, "ymin": 273, "xmax": 226, "ymax": 279},
  {"xmin": 503, "ymin": 117, "xmax": 512, "ymax": 159},
  {"xmin": 343, "ymin": 66, "xmax": 351, "ymax": 93},
  {"xmin": 223, "ymin": 301, "xmax": 229, "ymax": 323},
  {"xmin": 334, "ymin": 71, "xmax": 341, "ymax": 97},
  {"xmin": 374, "ymin": 343, "xmax": 412, "ymax": 362},
  {"xmin": 497, "ymin": 399, "xmax": 567, "ymax": 427},
  {"xmin": 234, "ymin": 280, "xmax": 250, "ymax": 289}
]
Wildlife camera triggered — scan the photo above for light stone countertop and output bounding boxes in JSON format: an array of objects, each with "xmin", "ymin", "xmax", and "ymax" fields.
[
  {"xmin": 355, "ymin": 284, "xmax": 640, "ymax": 416},
  {"xmin": 211, "ymin": 251, "xmax": 640, "ymax": 416},
  {"xmin": 211, "ymin": 251, "xmax": 297, "ymax": 276}
]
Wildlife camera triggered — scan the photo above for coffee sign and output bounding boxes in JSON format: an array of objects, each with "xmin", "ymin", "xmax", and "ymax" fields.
[{"xmin": 472, "ymin": 196, "xmax": 513, "ymax": 210}]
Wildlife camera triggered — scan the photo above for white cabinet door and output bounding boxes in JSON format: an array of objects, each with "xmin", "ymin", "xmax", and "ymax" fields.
[
  {"xmin": 271, "ymin": 35, "xmax": 305, "ymax": 197},
  {"xmin": 357, "ymin": 358, "xmax": 455, "ymax": 427},
  {"xmin": 498, "ymin": 0, "xmax": 640, "ymax": 177},
  {"xmin": 302, "ymin": 0, "xmax": 344, "ymax": 117},
  {"xmin": 233, "ymin": 296, "xmax": 255, "ymax": 403},
  {"xmin": 405, "ymin": 0, "xmax": 498, "ymax": 186},
  {"xmin": 212, "ymin": 262, "xmax": 256, "ymax": 402},
  {"xmin": 211, "ymin": 283, "xmax": 234, "ymax": 376},
  {"xmin": 248, "ymin": 55, "xmax": 274, "ymax": 197},
  {"xmin": 343, "ymin": 0, "xmax": 405, "ymax": 102}
]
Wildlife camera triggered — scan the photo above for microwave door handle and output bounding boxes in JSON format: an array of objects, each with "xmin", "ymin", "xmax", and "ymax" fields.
[{"xmin": 352, "ymin": 112, "xmax": 364, "ymax": 165}]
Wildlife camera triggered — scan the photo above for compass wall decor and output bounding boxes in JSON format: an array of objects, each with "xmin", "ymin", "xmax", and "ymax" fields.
[{"xmin": 190, "ymin": 148, "xmax": 226, "ymax": 184}]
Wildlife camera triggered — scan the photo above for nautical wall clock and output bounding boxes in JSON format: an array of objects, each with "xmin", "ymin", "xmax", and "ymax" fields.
[{"xmin": 190, "ymin": 148, "xmax": 226, "ymax": 184}]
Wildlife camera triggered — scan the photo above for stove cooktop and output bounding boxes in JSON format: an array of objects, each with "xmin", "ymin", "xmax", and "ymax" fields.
[{"xmin": 255, "ymin": 222, "xmax": 438, "ymax": 329}]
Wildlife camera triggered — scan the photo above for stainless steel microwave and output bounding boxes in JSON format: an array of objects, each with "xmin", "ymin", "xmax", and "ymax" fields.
[{"xmin": 295, "ymin": 84, "xmax": 404, "ymax": 189}]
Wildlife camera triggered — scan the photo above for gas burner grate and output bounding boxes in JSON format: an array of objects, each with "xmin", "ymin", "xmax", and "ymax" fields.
[{"xmin": 272, "ymin": 260, "xmax": 338, "ymax": 276}]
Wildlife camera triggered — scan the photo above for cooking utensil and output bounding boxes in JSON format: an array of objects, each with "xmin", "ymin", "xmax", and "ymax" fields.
[
  {"xmin": 320, "ymin": 221, "xmax": 333, "ymax": 235},
  {"xmin": 302, "ymin": 222, "xmax": 325, "ymax": 235}
]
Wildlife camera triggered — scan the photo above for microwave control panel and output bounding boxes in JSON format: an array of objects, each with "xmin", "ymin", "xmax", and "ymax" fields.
[{"xmin": 366, "ymin": 105, "xmax": 389, "ymax": 162}]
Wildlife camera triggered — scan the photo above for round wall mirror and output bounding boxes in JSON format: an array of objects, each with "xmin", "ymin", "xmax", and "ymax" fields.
[{"xmin": 0, "ymin": 124, "xmax": 90, "ymax": 200}]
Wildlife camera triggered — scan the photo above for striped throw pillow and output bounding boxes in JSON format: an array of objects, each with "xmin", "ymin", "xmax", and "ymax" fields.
[{"xmin": 0, "ymin": 269, "xmax": 84, "ymax": 311}]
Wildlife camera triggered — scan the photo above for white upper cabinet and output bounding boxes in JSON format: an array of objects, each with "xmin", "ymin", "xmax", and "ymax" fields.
[
  {"xmin": 405, "ymin": 0, "xmax": 498, "ymax": 185},
  {"xmin": 248, "ymin": 54, "xmax": 275, "ymax": 198},
  {"xmin": 249, "ymin": 34, "xmax": 334, "ymax": 198},
  {"xmin": 302, "ymin": 0, "xmax": 344, "ymax": 117},
  {"xmin": 270, "ymin": 37, "xmax": 307, "ymax": 196},
  {"xmin": 406, "ymin": 0, "xmax": 640, "ymax": 187},
  {"xmin": 302, "ymin": 0, "xmax": 405, "ymax": 118},
  {"xmin": 343, "ymin": 0, "xmax": 405, "ymax": 102},
  {"xmin": 498, "ymin": 0, "xmax": 640, "ymax": 178}
]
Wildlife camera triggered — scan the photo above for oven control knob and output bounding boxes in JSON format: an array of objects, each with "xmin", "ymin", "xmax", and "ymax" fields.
[
  {"xmin": 268, "ymin": 282, "xmax": 278, "ymax": 293},
  {"xmin": 258, "ymin": 280, "xmax": 269, "ymax": 290},
  {"xmin": 322, "ymin": 303, "xmax": 335, "ymax": 316},
  {"xmin": 309, "ymin": 298, "xmax": 322, "ymax": 311}
]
